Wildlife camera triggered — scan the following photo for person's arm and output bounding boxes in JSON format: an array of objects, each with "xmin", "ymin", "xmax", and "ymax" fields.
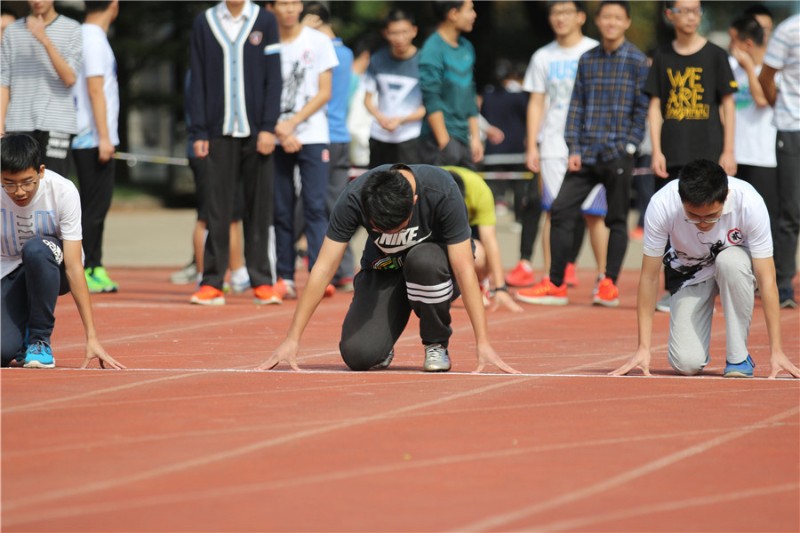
[
  {"xmin": 0, "ymin": 86, "xmax": 9, "ymax": 135},
  {"xmin": 718, "ymin": 94, "xmax": 737, "ymax": 176},
  {"xmin": 648, "ymin": 97, "xmax": 668, "ymax": 178},
  {"xmin": 275, "ymin": 69, "xmax": 333, "ymax": 141},
  {"xmin": 447, "ymin": 239, "xmax": 519, "ymax": 374},
  {"xmin": 258, "ymin": 14, "xmax": 281, "ymax": 156},
  {"xmin": 86, "ymin": 76, "xmax": 115, "ymax": 162},
  {"xmin": 62, "ymin": 240, "xmax": 125, "ymax": 369},
  {"xmin": 609, "ymin": 254, "xmax": 661, "ymax": 376},
  {"xmin": 477, "ymin": 225, "xmax": 522, "ymax": 313},
  {"xmin": 525, "ymin": 92, "xmax": 545, "ymax": 173},
  {"xmin": 468, "ymin": 115, "xmax": 483, "ymax": 163},
  {"xmin": 27, "ymin": 15, "xmax": 77, "ymax": 87},
  {"xmin": 752, "ymin": 257, "xmax": 800, "ymax": 378},
  {"xmin": 757, "ymin": 64, "xmax": 778, "ymax": 107},
  {"xmin": 257, "ymin": 237, "xmax": 348, "ymax": 371},
  {"xmin": 730, "ymin": 50, "xmax": 768, "ymax": 107}
]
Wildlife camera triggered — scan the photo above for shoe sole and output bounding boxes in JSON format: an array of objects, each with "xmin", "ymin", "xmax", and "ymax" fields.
[
  {"xmin": 424, "ymin": 364, "xmax": 451, "ymax": 372},
  {"xmin": 190, "ymin": 297, "xmax": 225, "ymax": 306},
  {"xmin": 23, "ymin": 360, "xmax": 55, "ymax": 369},
  {"xmin": 655, "ymin": 304, "xmax": 671, "ymax": 313},
  {"xmin": 723, "ymin": 371, "xmax": 753, "ymax": 378},
  {"xmin": 592, "ymin": 298, "xmax": 619, "ymax": 307},
  {"xmin": 516, "ymin": 295, "xmax": 568, "ymax": 306},
  {"xmin": 254, "ymin": 297, "xmax": 282, "ymax": 305}
]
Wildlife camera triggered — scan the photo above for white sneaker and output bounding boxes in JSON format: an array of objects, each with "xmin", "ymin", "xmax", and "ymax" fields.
[
  {"xmin": 423, "ymin": 344, "xmax": 451, "ymax": 372},
  {"xmin": 230, "ymin": 266, "xmax": 250, "ymax": 294},
  {"xmin": 656, "ymin": 293, "xmax": 671, "ymax": 313}
]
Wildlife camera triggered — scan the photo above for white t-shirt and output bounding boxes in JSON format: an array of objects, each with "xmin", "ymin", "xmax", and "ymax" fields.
[
  {"xmin": 643, "ymin": 177, "xmax": 772, "ymax": 291},
  {"xmin": 764, "ymin": 14, "xmax": 800, "ymax": 132},
  {"xmin": 523, "ymin": 36, "xmax": 598, "ymax": 159},
  {"xmin": 1, "ymin": 169, "xmax": 82, "ymax": 279},
  {"xmin": 277, "ymin": 26, "xmax": 338, "ymax": 145},
  {"xmin": 72, "ymin": 23, "xmax": 120, "ymax": 149},
  {"xmin": 729, "ymin": 57, "xmax": 776, "ymax": 168}
]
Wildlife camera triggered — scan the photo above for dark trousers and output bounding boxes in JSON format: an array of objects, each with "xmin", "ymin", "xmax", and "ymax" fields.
[
  {"xmin": 73, "ymin": 148, "xmax": 115, "ymax": 268},
  {"xmin": 274, "ymin": 144, "xmax": 330, "ymax": 281},
  {"xmin": 418, "ymin": 137, "xmax": 475, "ymax": 169},
  {"xmin": 26, "ymin": 130, "xmax": 73, "ymax": 177},
  {"xmin": 514, "ymin": 176, "xmax": 543, "ymax": 261},
  {"xmin": 774, "ymin": 131, "xmax": 800, "ymax": 291},
  {"xmin": 550, "ymin": 157, "xmax": 633, "ymax": 286},
  {"xmin": 1, "ymin": 237, "xmax": 68, "ymax": 366},
  {"xmin": 327, "ymin": 142, "xmax": 355, "ymax": 283},
  {"xmin": 202, "ymin": 136, "xmax": 275, "ymax": 289},
  {"xmin": 369, "ymin": 138, "xmax": 421, "ymax": 167},
  {"xmin": 736, "ymin": 164, "xmax": 779, "ymax": 253},
  {"xmin": 339, "ymin": 243, "xmax": 458, "ymax": 371}
]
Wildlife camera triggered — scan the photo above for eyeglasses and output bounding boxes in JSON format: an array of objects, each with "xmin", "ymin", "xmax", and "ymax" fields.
[
  {"xmin": 1, "ymin": 180, "xmax": 38, "ymax": 193},
  {"xmin": 684, "ymin": 215, "xmax": 721, "ymax": 225},
  {"xmin": 668, "ymin": 7, "xmax": 704, "ymax": 17}
]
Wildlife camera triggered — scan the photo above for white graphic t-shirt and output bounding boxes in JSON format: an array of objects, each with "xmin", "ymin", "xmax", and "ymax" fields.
[
  {"xmin": 643, "ymin": 177, "xmax": 772, "ymax": 292},
  {"xmin": 1, "ymin": 169, "xmax": 82, "ymax": 279},
  {"xmin": 277, "ymin": 26, "xmax": 338, "ymax": 145},
  {"xmin": 523, "ymin": 36, "xmax": 598, "ymax": 159}
]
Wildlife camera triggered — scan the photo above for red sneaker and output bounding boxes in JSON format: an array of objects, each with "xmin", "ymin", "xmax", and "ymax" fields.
[
  {"xmin": 564, "ymin": 262, "xmax": 579, "ymax": 287},
  {"xmin": 275, "ymin": 278, "xmax": 297, "ymax": 299},
  {"xmin": 190, "ymin": 285, "xmax": 225, "ymax": 306},
  {"xmin": 592, "ymin": 277, "xmax": 619, "ymax": 307},
  {"xmin": 254, "ymin": 284, "xmax": 282, "ymax": 305},
  {"xmin": 516, "ymin": 278, "xmax": 568, "ymax": 306},
  {"xmin": 506, "ymin": 261, "xmax": 535, "ymax": 287},
  {"xmin": 324, "ymin": 284, "xmax": 336, "ymax": 298}
]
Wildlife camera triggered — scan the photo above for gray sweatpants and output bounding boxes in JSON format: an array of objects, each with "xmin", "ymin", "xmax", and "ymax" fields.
[{"xmin": 667, "ymin": 246, "xmax": 756, "ymax": 375}]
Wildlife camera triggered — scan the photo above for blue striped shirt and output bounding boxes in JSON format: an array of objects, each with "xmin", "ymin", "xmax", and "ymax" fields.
[{"xmin": 564, "ymin": 40, "xmax": 649, "ymax": 164}]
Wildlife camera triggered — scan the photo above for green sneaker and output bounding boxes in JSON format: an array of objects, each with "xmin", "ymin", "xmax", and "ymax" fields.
[
  {"xmin": 88, "ymin": 266, "xmax": 119, "ymax": 293},
  {"xmin": 85, "ymin": 268, "xmax": 105, "ymax": 293}
]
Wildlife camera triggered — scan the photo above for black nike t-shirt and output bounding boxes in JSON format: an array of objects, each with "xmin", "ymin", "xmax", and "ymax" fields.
[{"xmin": 327, "ymin": 164, "xmax": 471, "ymax": 271}]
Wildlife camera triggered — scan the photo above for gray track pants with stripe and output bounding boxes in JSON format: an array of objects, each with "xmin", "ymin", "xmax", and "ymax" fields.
[{"xmin": 339, "ymin": 243, "xmax": 458, "ymax": 371}]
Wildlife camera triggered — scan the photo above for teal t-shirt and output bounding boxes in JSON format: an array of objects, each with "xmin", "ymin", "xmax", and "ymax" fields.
[{"xmin": 418, "ymin": 32, "xmax": 479, "ymax": 145}]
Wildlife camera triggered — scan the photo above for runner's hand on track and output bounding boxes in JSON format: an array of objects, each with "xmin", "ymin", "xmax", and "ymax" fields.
[
  {"xmin": 473, "ymin": 343, "xmax": 520, "ymax": 374},
  {"xmin": 80, "ymin": 338, "xmax": 126, "ymax": 369},
  {"xmin": 257, "ymin": 339, "xmax": 301, "ymax": 371},
  {"xmin": 609, "ymin": 347, "xmax": 652, "ymax": 376}
]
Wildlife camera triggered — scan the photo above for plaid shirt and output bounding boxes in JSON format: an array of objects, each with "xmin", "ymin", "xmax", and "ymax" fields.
[{"xmin": 564, "ymin": 40, "xmax": 649, "ymax": 164}]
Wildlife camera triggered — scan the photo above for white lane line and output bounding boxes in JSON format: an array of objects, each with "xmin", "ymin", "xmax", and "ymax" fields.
[{"xmin": 452, "ymin": 406, "xmax": 800, "ymax": 532}]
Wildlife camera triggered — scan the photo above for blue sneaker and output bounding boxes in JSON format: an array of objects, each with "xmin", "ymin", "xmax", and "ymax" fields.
[
  {"xmin": 22, "ymin": 341, "xmax": 55, "ymax": 369},
  {"xmin": 724, "ymin": 354, "xmax": 754, "ymax": 378}
]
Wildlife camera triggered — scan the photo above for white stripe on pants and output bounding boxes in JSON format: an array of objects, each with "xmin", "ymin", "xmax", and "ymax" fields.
[{"xmin": 668, "ymin": 246, "xmax": 756, "ymax": 375}]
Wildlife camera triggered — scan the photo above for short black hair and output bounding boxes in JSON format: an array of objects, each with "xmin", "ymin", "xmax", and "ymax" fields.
[
  {"xmin": 385, "ymin": 7, "xmax": 416, "ymax": 27},
  {"xmin": 677, "ymin": 159, "xmax": 729, "ymax": 206},
  {"xmin": 664, "ymin": 1, "xmax": 704, "ymax": 10},
  {"xmin": 547, "ymin": 1, "xmax": 587, "ymax": 14},
  {"xmin": 730, "ymin": 13, "xmax": 765, "ymax": 46},
  {"xmin": 1, "ymin": 133, "xmax": 43, "ymax": 173},
  {"xmin": 301, "ymin": 1, "xmax": 330, "ymax": 24},
  {"xmin": 598, "ymin": 0, "xmax": 630, "ymax": 17},
  {"xmin": 361, "ymin": 165, "xmax": 415, "ymax": 231},
  {"xmin": 743, "ymin": 3, "xmax": 773, "ymax": 21},
  {"xmin": 432, "ymin": 1, "xmax": 465, "ymax": 23},
  {"xmin": 84, "ymin": 1, "xmax": 113, "ymax": 15}
]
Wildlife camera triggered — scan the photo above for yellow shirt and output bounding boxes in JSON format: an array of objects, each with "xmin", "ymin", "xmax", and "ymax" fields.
[{"xmin": 441, "ymin": 166, "xmax": 496, "ymax": 227}]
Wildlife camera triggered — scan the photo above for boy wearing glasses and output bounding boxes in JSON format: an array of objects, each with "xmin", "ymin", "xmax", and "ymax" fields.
[
  {"xmin": 1, "ymin": 133, "xmax": 123, "ymax": 370},
  {"xmin": 611, "ymin": 159, "xmax": 799, "ymax": 379}
]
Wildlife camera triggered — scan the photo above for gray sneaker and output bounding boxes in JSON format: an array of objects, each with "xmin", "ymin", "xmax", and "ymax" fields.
[
  {"xmin": 655, "ymin": 293, "xmax": 671, "ymax": 313},
  {"xmin": 371, "ymin": 348, "xmax": 394, "ymax": 370},
  {"xmin": 423, "ymin": 343, "xmax": 451, "ymax": 372},
  {"xmin": 170, "ymin": 262, "xmax": 197, "ymax": 285}
]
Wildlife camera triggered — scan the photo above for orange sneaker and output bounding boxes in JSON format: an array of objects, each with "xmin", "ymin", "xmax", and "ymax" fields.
[
  {"xmin": 506, "ymin": 261, "xmax": 535, "ymax": 287},
  {"xmin": 254, "ymin": 284, "xmax": 282, "ymax": 305},
  {"xmin": 275, "ymin": 278, "xmax": 297, "ymax": 300},
  {"xmin": 190, "ymin": 285, "xmax": 225, "ymax": 306},
  {"xmin": 323, "ymin": 284, "xmax": 336, "ymax": 298},
  {"xmin": 592, "ymin": 277, "xmax": 619, "ymax": 307},
  {"xmin": 516, "ymin": 278, "xmax": 568, "ymax": 306},
  {"xmin": 564, "ymin": 262, "xmax": 579, "ymax": 287}
]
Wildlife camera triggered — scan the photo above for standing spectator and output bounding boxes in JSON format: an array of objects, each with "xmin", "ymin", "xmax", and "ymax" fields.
[
  {"xmin": 1, "ymin": 133, "xmax": 124, "ymax": 370},
  {"xmin": 728, "ymin": 14, "xmax": 779, "ymax": 276},
  {"xmin": 0, "ymin": 6, "xmax": 17, "ymax": 40},
  {"xmin": 517, "ymin": 0, "xmax": 649, "ymax": 308},
  {"xmin": 510, "ymin": 0, "xmax": 606, "ymax": 289},
  {"xmin": 0, "ymin": 0, "xmax": 82, "ymax": 177},
  {"xmin": 71, "ymin": 1, "xmax": 120, "ymax": 294},
  {"xmin": 759, "ymin": 13, "xmax": 800, "ymax": 309},
  {"xmin": 645, "ymin": 0, "xmax": 738, "ymax": 312},
  {"xmin": 300, "ymin": 1, "xmax": 355, "ymax": 291},
  {"xmin": 418, "ymin": 0, "xmax": 482, "ymax": 168},
  {"xmin": 346, "ymin": 36, "xmax": 374, "ymax": 168},
  {"xmin": 267, "ymin": 0, "xmax": 337, "ymax": 300},
  {"xmin": 744, "ymin": 3, "xmax": 774, "ymax": 41},
  {"xmin": 189, "ymin": 0, "xmax": 282, "ymax": 306},
  {"xmin": 364, "ymin": 8, "xmax": 424, "ymax": 167}
]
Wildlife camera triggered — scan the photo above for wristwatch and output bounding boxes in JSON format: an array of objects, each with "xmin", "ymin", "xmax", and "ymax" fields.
[{"xmin": 625, "ymin": 143, "xmax": 637, "ymax": 156}]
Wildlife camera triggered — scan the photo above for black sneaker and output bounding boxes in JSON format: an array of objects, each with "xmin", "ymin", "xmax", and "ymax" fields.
[{"xmin": 371, "ymin": 348, "xmax": 394, "ymax": 370}]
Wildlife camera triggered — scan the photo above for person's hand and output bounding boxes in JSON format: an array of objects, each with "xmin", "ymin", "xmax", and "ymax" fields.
[
  {"xmin": 26, "ymin": 15, "xmax": 47, "ymax": 44},
  {"xmin": 768, "ymin": 350, "xmax": 800, "ymax": 379},
  {"xmin": 257, "ymin": 131, "xmax": 276, "ymax": 156},
  {"xmin": 485, "ymin": 125, "xmax": 505, "ymax": 146},
  {"xmin": 651, "ymin": 151, "xmax": 669, "ymax": 179},
  {"xmin": 470, "ymin": 136, "xmax": 484, "ymax": 164},
  {"xmin": 378, "ymin": 116, "xmax": 401, "ymax": 132},
  {"xmin": 193, "ymin": 140, "xmax": 209, "ymax": 159},
  {"xmin": 257, "ymin": 338, "xmax": 301, "ymax": 371},
  {"xmin": 490, "ymin": 290, "xmax": 523, "ymax": 313},
  {"xmin": 80, "ymin": 338, "xmax": 126, "ymax": 369},
  {"xmin": 730, "ymin": 46, "xmax": 755, "ymax": 73},
  {"xmin": 719, "ymin": 151, "xmax": 737, "ymax": 177},
  {"xmin": 281, "ymin": 134, "xmax": 302, "ymax": 154},
  {"xmin": 567, "ymin": 154, "xmax": 582, "ymax": 172},
  {"xmin": 473, "ymin": 343, "xmax": 520, "ymax": 374},
  {"xmin": 98, "ymin": 138, "xmax": 115, "ymax": 163},
  {"xmin": 275, "ymin": 119, "xmax": 296, "ymax": 140},
  {"xmin": 526, "ymin": 146, "xmax": 540, "ymax": 173},
  {"xmin": 609, "ymin": 347, "xmax": 652, "ymax": 376}
]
